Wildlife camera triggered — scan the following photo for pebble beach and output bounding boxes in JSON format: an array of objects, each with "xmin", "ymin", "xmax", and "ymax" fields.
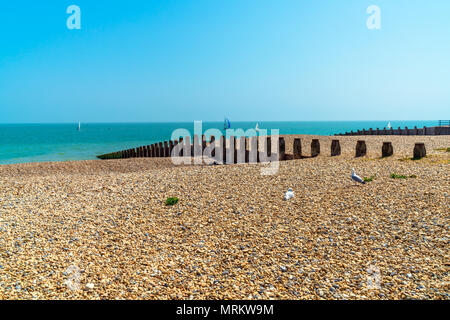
[{"xmin": 0, "ymin": 134, "xmax": 449, "ymax": 300}]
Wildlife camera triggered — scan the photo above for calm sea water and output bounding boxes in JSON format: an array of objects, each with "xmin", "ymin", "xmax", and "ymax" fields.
[{"xmin": 0, "ymin": 121, "xmax": 438, "ymax": 164}]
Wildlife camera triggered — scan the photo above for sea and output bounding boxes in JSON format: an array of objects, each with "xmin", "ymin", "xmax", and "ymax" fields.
[{"xmin": 0, "ymin": 121, "xmax": 438, "ymax": 165}]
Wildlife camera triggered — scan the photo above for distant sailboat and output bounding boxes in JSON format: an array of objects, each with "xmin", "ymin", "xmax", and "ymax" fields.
[
  {"xmin": 77, "ymin": 122, "xmax": 81, "ymax": 131},
  {"xmin": 387, "ymin": 121, "xmax": 391, "ymax": 129},
  {"xmin": 255, "ymin": 123, "xmax": 261, "ymax": 133},
  {"xmin": 224, "ymin": 118, "xmax": 231, "ymax": 130}
]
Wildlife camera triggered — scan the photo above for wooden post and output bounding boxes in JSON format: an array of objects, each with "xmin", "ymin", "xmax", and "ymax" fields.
[
  {"xmin": 236, "ymin": 136, "xmax": 246, "ymax": 164},
  {"xmin": 221, "ymin": 136, "xmax": 227, "ymax": 164},
  {"xmin": 210, "ymin": 136, "xmax": 216, "ymax": 158},
  {"xmin": 382, "ymin": 142, "xmax": 393, "ymax": 157},
  {"xmin": 158, "ymin": 141, "xmax": 164, "ymax": 158},
  {"xmin": 179, "ymin": 138, "xmax": 184, "ymax": 157},
  {"xmin": 164, "ymin": 141, "xmax": 169, "ymax": 157},
  {"xmin": 293, "ymin": 138, "xmax": 302, "ymax": 159},
  {"xmin": 413, "ymin": 143, "xmax": 426, "ymax": 159},
  {"xmin": 169, "ymin": 141, "xmax": 174, "ymax": 157},
  {"xmin": 245, "ymin": 138, "xmax": 250, "ymax": 163},
  {"xmin": 227, "ymin": 136, "xmax": 236, "ymax": 164},
  {"xmin": 355, "ymin": 140, "xmax": 367, "ymax": 157},
  {"xmin": 202, "ymin": 135, "xmax": 207, "ymax": 155},
  {"xmin": 331, "ymin": 139, "xmax": 341, "ymax": 156},
  {"xmin": 311, "ymin": 139, "xmax": 320, "ymax": 157},
  {"xmin": 184, "ymin": 137, "xmax": 191, "ymax": 159},
  {"xmin": 277, "ymin": 137, "xmax": 285, "ymax": 161},
  {"xmin": 249, "ymin": 136, "xmax": 258, "ymax": 163}
]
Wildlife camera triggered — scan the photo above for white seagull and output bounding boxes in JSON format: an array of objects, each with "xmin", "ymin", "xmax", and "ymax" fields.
[
  {"xmin": 351, "ymin": 168, "xmax": 365, "ymax": 184},
  {"xmin": 284, "ymin": 188, "xmax": 294, "ymax": 200}
]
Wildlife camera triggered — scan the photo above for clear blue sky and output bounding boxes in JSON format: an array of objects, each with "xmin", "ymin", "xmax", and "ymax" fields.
[{"xmin": 0, "ymin": 0, "xmax": 449, "ymax": 123}]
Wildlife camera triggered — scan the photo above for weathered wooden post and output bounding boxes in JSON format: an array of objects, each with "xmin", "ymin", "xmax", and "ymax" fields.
[
  {"xmin": 331, "ymin": 139, "xmax": 341, "ymax": 156},
  {"xmin": 226, "ymin": 136, "xmax": 236, "ymax": 164},
  {"xmin": 163, "ymin": 141, "xmax": 169, "ymax": 157},
  {"xmin": 221, "ymin": 136, "xmax": 227, "ymax": 164},
  {"xmin": 355, "ymin": 140, "xmax": 367, "ymax": 157},
  {"xmin": 249, "ymin": 136, "xmax": 258, "ymax": 163},
  {"xmin": 202, "ymin": 135, "xmax": 207, "ymax": 155},
  {"xmin": 178, "ymin": 138, "xmax": 183, "ymax": 157},
  {"xmin": 258, "ymin": 136, "xmax": 271, "ymax": 163},
  {"xmin": 184, "ymin": 137, "xmax": 191, "ymax": 160},
  {"xmin": 413, "ymin": 143, "xmax": 426, "ymax": 159},
  {"xmin": 169, "ymin": 141, "xmax": 174, "ymax": 156},
  {"xmin": 369, "ymin": 128, "xmax": 373, "ymax": 135},
  {"xmin": 192, "ymin": 135, "xmax": 199, "ymax": 157},
  {"xmin": 236, "ymin": 136, "xmax": 246, "ymax": 163},
  {"xmin": 277, "ymin": 137, "xmax": 285, "ymax": 161},
  {"xmin": 423, "ymin": 126, "xmax": 427, "ymax": 135},
  {"xmin": 382, "ymin": 142, "xmax": 393, "ymax": 157},
  {"xmin": 209, "ymin": 136, "xmax": 216, "ymax": 158},
  {"xmin": 414, "ymin": 126, "xmax": 419, "ymax": 135},
  {"xmin": 171, "ymin": 140, "xmax": 178, "ymax": 157},
  {"xmin": 152, "ymin": 144, "xmax": 156, "ymax": 157},
  {"xmin": 311, "ymin": 139, "xmax": 320, "ymax": 157},
  {"xmin": 158, "ymin": 142, "xmax": 163, "ymax": 157},
  {"xmin": 376, "ymin": 128, "xmax": 380, "ymax": 135},
  {"xmin": 293, "ymin": 138, "xmax": 302, "ymax": 159},
  {"xmin": 245, "ymin": 138, "xmax": 250, "ymax": 163}
]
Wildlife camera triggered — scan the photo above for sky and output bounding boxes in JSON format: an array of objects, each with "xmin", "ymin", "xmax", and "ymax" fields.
[{"xmin": 0, "ymin": 0, "xmax": 449, "ymax": 123}]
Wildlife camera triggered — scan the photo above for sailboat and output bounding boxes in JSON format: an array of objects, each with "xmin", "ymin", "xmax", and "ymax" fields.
[
  {"xmin": 255, "ymin": 123, "xmax": 260, "ymax": 132},
  {"xmin": 386, "ymin": 121, "xmax": 391, "ymax": 129},
  {"xmin": 224, "ymin": 118, "xmax": 231, "ymax": 130},
  {"xmin": 77, "ymin": 122, "xmax": 81, "ymax": 131}
]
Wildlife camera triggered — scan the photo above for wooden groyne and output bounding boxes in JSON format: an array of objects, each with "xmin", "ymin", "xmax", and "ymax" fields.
[
  {"xmin": 97, "ymin": 136, "xmax": 428, "ymax": 162},
  {"xmin": 335, "ymin": 125, "xmax": 450, "ymax": 136}
]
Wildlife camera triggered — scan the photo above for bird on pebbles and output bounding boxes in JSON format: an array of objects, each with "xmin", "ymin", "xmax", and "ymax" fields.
[
  {"xmin": 284, "ymin": 188, "xmax": 294, "ymax": 200},
  {"xmin": 351, "ymin": 168, "xmax": 365, "ymax": 185}
]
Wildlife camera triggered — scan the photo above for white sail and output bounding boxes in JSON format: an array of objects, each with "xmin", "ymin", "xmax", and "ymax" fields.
[
  {"xmin": 77, "ymin": 122, "xmax": 81, "ymax": 131},
  {"xmin": 387, "ymin": 121, "xmax": 391, "ymax": 129}
]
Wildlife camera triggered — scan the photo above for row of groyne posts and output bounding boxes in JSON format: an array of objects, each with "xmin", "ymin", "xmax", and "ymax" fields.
[
  {"xmin": 335, "ymin": 124, "xmax": 450, "ymax": 136},
  {"xmin": 97, "ymin": 136, "xmax": 428, "ymax": 162}
]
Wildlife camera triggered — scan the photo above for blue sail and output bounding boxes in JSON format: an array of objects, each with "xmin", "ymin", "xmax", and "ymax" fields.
[{"xmin": 224, "ymin": 118, "xmax": 231, "ymax": 129}]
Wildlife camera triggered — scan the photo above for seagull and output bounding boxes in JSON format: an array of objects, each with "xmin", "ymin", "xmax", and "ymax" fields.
[
  {"xmin": 351, "ymin": 168, "xmax": 365, "ymax": 184},
  {"xmin": 284, "ymin": 188, "xmax": 294, "ymax": 200}
]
